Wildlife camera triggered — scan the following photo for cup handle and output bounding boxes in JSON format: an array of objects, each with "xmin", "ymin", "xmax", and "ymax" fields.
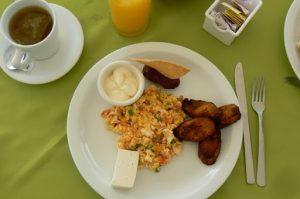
[{"xmin": 4, "ymin": 47, "xmax": 34, "ymax": 71}]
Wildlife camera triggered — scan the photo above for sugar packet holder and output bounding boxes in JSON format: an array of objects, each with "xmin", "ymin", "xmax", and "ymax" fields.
[{"xmin": 203, "ymin": 0, "xmax": 262, "ymax": 45}]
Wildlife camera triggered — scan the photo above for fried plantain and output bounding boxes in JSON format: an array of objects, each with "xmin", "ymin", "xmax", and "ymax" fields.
[
  {"xmin": 182, "ymin": 98, "xmax": 221, "ymax": 120},
  {"xmin": 173, "ymin": 117, "xmax": 218, "ymax": 142},
  {"xmin": 198, "ymin": 130, "xmax": 221, "ymax": 165},
  {"xmin": 142, "ymin": 65, "xmax": 180, "ymax": 89},
  {"xmin": 218, "ymin": 104, "xmax": 241, "ymax": 128},
  {"xmin": 176, "ymin": 98, "xmax": 241, "ymax": 166}
]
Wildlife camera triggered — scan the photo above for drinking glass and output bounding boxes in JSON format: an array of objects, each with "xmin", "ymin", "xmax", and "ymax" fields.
[{"xmin": 108, "ymin": 0, "xmax": 151, "ymax": 37}]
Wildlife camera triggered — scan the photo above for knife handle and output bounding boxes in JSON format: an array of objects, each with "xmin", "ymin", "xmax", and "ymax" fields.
[{"xmin": 243, "ymin": 114, "xmax": 256, "ymax": 184}]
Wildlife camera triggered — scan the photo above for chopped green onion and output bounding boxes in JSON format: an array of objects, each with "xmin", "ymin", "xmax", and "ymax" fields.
[
  {"xmin": 154, "ymin": 115, "xmax": 163, "ymax": 122},
  {"xmin": 128, "ymin": 109, "xmax": 134, "ymax": 116},
  {"xmin": 155, "ymin": 167, "xmax": 161, "ymax": 172},
  {"xmin": 156, "ymin": 95, "xmax": 162, "ymax": 102},
  {"xmin": 170, "ymin": 139, "xmax": 176, "ymax": 144},
  {"xmin": 129, "ymin": 144, "xmax": 142, "ymax": 150},
  {"xmin": 146, "ymin": 144, "xmax": 154, "ymax": 149}
]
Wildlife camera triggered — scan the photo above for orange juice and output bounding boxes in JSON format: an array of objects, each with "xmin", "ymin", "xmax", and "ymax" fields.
[{"xmin": 108, "ymin": 0, "xmax": 151, "ymax": 37}]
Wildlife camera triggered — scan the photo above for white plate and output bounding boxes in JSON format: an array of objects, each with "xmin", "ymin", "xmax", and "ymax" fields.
[
  {"xmin": 0, "ymin": 4, "xmax": 84, "ymax": 84},
  {"xmin": 67, "ymin": 42, "xmax": 243, "ymax": 199},
  {"xmin": 284, "ymin": 0, "xmax": 300, "ymax": 79}
]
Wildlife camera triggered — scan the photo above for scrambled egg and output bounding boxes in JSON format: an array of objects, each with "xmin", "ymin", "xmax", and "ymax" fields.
[{"xmin": 101, "ymin": 85, "xmax": 186, "ymax": 171}]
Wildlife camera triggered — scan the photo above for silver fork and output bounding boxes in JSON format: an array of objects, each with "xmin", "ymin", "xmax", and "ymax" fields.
[{"xmin": 252, "ymin": 78, "xmax": 266, "ymax": 187}]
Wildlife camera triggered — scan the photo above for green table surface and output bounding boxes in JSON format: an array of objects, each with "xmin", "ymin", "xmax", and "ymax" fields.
[{"xmin": 1, "ymin": 0, "xmax": 300, "ymax": 198}]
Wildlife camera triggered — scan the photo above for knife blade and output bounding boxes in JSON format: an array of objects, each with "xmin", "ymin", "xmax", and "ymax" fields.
[
  {"xmin": 235, "ymin": 62, "xmax": 255, "ymax": 184},
  {"xmin": 285, "ymin": 76, "xmax": 300, "ymax": 87}
]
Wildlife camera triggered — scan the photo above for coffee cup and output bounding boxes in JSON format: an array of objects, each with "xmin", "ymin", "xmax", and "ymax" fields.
[{"xmin": 0, "ymin": 0, "xmax": 59, "ymax": 71}]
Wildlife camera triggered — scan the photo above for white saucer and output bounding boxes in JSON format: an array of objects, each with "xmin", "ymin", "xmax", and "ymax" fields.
[{"xmin": 0, "ymin": 4, "xmax": 84, "ymax": 84}]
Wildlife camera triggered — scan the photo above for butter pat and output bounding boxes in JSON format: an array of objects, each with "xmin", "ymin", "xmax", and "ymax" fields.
[{"xmin": 111, "ymin": 149, "xmax": 139, "ymax": 189}]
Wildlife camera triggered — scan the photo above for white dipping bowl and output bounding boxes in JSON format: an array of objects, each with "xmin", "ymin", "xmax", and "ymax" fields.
[{"xmin": 97, "ymin": 60, "xmax": 145, "ymax": 106}]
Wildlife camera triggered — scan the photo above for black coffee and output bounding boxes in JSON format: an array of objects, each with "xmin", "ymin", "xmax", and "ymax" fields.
[{"xmin": 9, "ymin": 6, "xmax": 53, "ymax": 45}]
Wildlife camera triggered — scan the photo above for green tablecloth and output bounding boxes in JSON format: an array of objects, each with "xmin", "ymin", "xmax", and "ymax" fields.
[{"xmin": 1, "ymin": 0, "xmax": 300, "ymax": 198}]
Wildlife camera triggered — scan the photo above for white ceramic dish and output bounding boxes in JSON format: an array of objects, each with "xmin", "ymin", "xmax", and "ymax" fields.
[
  {"xmin": 0, "ymin": 3, "xmax": 84, "ymax": 84},
  {"xmin": 284, "ymin": 0, "xmax": 300, "ymax": 79},
  {"xmin": 97, "ymin": 60, "xmax": 145, "ymax": 106},
  {"xmin": 203, "ymin": 0, "xmax": 262, "ymax": 45},
  {"xmin": 67, "ymin": 42, "xmax": 243, "ymax": 199}
]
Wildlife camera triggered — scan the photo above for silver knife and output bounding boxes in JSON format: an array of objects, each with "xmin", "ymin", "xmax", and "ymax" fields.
[{"xmin": 235, "ymin": 62, "xmax": 255, "ymax": 184}]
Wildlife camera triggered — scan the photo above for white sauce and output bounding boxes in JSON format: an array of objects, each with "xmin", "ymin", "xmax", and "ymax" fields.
[{"xmin": 104, "ymin": 67, "xmax": 138, "ymax": 101}]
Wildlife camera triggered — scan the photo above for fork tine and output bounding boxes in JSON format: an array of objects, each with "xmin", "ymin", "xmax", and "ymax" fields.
[
  {"xmin": 252, "ymin": 77, "xmax": 266, "ymax": 102},
  {"xmin": 252, "ymin": 79, "xmax": 256, "ymax": 102},
  {"xmin": 261, "ymin": 78, "xmax": 266, "ymax": 103},
  {"xmin": 253, "ymin": 78, "xmax": 259, "ymax": 102},
  {"xmin": 258, "ymin": 78, "xmax": 264, "ymax": 102},
  {"xmin": 258, "ymin": 78, "xmax": 263, "ymax": 102}
]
